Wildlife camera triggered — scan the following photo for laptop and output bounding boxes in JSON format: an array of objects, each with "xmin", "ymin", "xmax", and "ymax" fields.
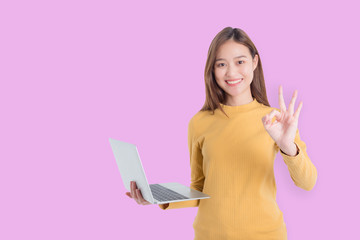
[{"xmin": 109, "ymin": 138, "xmax": 210, "ymax": 204}]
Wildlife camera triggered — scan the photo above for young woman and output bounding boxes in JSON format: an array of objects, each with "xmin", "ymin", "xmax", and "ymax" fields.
[{"xmin": 126, "ymin": 27, "xmax": 318, "ymax": 240}]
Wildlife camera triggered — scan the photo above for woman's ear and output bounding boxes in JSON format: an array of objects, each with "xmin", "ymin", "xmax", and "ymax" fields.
[{"xmin": 253, "ymin": 54, "xmax": 258, "ymax": 71}]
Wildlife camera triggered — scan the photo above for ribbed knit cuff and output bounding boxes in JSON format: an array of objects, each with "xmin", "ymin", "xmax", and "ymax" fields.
[
  {"xmin": 281, "ymin": 142, "xmax": 303, "ymax": 165},
  {"xmin": 280, "ymin": 142, "xmax": 300, "ymax": 157},
  {"xmin": 158, "ymin": 199, "xmax": 200, "ymax": 210}
]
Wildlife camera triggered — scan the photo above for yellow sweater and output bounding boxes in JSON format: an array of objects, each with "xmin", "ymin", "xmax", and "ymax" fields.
[{"xmin": 159, "ymin": 98, "xmax": 317, "ymax": 240}]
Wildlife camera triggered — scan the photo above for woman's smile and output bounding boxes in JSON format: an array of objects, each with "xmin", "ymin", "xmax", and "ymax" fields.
[{"xmin": 225, "ymin": 78, "xmax": 243, "ymax": 86}]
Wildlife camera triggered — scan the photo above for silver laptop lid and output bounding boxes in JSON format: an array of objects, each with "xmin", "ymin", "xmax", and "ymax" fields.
[{"xmin": 109, "ymin": 138, "xmax": 155, "ymax": 203}]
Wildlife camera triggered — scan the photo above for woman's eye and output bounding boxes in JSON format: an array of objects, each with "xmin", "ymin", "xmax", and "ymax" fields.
[
  {"xmin": 217, "ymin": 63, "xmax": 225, "ymax": 67},
  {"xmin": 238, "ymin": 60, "xmax": 244, "ymax": 64}
]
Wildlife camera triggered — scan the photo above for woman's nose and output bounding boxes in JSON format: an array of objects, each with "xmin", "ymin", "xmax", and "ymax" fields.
[{"xmin": 226, "ymin": 64, "xmax": 239, "ymax": 77}]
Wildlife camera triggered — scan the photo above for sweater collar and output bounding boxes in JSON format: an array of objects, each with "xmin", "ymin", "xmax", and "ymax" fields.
[{"xmin": 218, "ymin": 97, "xmax": 260, "ymax": 113}]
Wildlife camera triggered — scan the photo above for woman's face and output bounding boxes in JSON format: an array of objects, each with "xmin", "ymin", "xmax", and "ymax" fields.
[{"xmin": 213, "ymin": 39, "xmax": 258, "ymax": 105}]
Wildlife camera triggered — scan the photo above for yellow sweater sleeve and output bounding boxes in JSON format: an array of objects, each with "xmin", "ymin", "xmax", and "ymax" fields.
[
  {"xmin": 279, "ymin": 128, "xmax": 318, "ymax": 191},
  {"xmin": 159, "ymin": 117, "xmax": 203, "ymax": 210}
]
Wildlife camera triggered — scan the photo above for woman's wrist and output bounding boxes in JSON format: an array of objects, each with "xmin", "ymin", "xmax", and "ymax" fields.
[{"xmin": 280, "ymin": 142, "xmax": 299, "ymax": 156}]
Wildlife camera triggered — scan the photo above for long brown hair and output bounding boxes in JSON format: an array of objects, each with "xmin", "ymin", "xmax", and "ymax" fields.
[{"xmin": 200, "ymin": 27, "xmax": 270, "ymax": 118}]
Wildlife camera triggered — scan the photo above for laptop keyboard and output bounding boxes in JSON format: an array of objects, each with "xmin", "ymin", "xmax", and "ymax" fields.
[{"xmin": 149, "ymin": 184, "xmax": 189, "ymax": 202}]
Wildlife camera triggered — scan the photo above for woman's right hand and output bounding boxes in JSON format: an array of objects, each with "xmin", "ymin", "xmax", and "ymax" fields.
[{"xmin": 125, "ymin": 181, "xmax": 151, "ymax": 205}]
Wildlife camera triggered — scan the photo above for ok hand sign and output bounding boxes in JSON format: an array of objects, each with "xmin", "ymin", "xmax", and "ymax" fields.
[{"xmin": 261, "ymin": 85, "xmax": 303, "ymax": 155}]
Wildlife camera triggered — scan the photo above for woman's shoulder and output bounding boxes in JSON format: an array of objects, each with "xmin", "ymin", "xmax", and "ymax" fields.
[
  {"xmin": 187, "ymin": 110, "xmax": 214, "ymax": 139},
  {"xmin": 188, "ymin": 110, "xmax": 209, "ymax": 126},
  {"xmin": 187, "ymin": 109, "xmax": 217, "ymax": 135}
]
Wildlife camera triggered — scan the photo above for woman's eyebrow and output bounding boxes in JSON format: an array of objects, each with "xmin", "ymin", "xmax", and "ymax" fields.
[{"xmin": 215, "ymin": 55, "xmax": 248, "ymax": 62}]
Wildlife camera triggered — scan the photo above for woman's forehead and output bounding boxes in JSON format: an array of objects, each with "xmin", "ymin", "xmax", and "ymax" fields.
[{"xmin": 216, "ymin": 41, "xmax": 251, "ymax": 59}]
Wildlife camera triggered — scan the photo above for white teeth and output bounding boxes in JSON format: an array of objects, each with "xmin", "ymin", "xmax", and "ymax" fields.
[{"xmin": 226, "ymin": 79, "xmax": 242, "ymax": 84}]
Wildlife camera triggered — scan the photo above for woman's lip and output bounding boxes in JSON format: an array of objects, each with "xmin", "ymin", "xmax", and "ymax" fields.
[
  {"xmin": 226, "ymin": 78, "xmax": 242, "ymax": 81},
  {"xmin": 225, "ymin": 78, "xmax": 243, "ymax": 86}
]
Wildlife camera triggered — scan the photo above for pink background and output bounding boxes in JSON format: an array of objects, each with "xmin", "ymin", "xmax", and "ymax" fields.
[{"xmin": 1, "ymin": 0, "xmax": 359, "ymax": 239}]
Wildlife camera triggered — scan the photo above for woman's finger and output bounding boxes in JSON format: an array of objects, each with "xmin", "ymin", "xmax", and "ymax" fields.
[
  {"xmin": 139, "ymin": 190, "xmax": 150, "ymax": 205},
  {"xmin": 131, "ymin": 181, "xmax": 140, "ymax": 204},
  {"xmin": 136, "ymin": 189, "xmax": 142, "ymax": 204},
  {"xmin": 129, "ymin": 181, "xmax": 150, "ymax": 205},
  {"xmin": 130, "ymin": 181, "xmax": 135, "ymax": 198},
  {"xmin": 279, "ymin": 85, "xmax": 287, "ymax": 112},
  {"xmin": 125, "ymin": 192, "xmax": 132, "ymax": 198},
  {"xmin": 133, "ymin": 182, "xmax": 141, "ymax": 204},
  {"xmin": 136, "ymin": 189, "xmax": 145, "ymax": 205},
  {"xmin": 266, "ymin": 109, "xmax": 282, "ymax": 125},
  {"xmin": 137, "ymin": 189, "xmax": 151, "ymax": 205},
  {"xmin": 134, "ymin": 191, "xmax": 140, "ymax": 204},
  {"xmin": 293, "ymin": 101, "xmax": 303, "ymax": 121},
  {"xmin": 288, "ymin": 90, "xmax": 298, "ymax": 116},
  {"xmin": 262, "ymin": 114, "xmax": 271, "ymax": 127}
]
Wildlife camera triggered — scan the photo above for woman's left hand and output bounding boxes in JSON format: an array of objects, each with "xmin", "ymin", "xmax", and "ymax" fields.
[{"xmin": 261, "ymin": 85, "xmax": 303, "ymax": 155}]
